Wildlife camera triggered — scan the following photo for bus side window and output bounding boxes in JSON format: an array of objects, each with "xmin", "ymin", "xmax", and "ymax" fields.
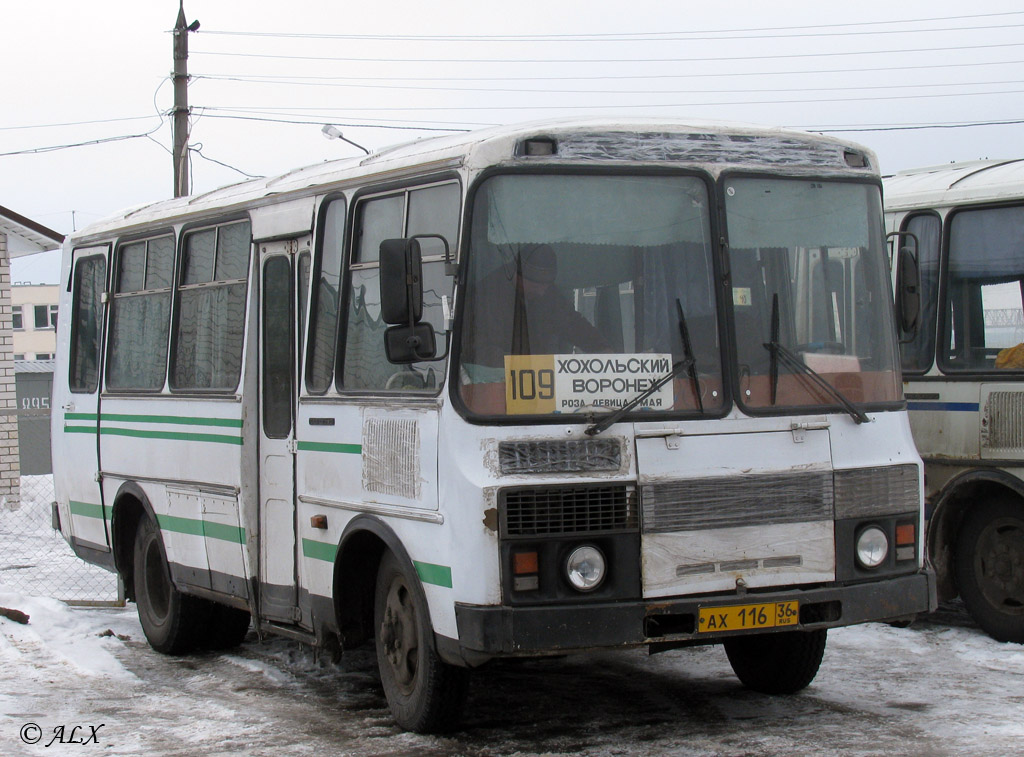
[
  {"xmin": 107, "ymin": 235, "xmax": 174, "ymax": 391},
  {"xmin": 69, "ymin": 255, "xmax": 107, "ymax": 393},
  {"xmin": 306, "ymin": 199, "xmax": 345, "ymax": 394},
  {"xmin": 340, "ymin": 181, "xmax": 458, "ymax": 393},
  {"xmin": 171, "ymin": 220, "xmax": 251, "ymax": 391}
]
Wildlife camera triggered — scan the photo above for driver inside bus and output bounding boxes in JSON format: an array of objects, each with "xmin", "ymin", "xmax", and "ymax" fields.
[{"xmin": 461, "ymin": 244, "xmax": 612, "ymax": 382}]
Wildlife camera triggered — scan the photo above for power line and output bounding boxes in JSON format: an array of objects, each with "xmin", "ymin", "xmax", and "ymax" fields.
[
  {"xmin": 0, "ymin": 130, "xmax": 162, "ymax": 158},
  {"xmin": 197, "ymin": 11, "xmax": 1024, "ymax": 42},
  {"xmin": 195, "ymin": 85, "xmax": 1024, "ymax": 113},
  {"xmin": 189, "ymin": 41, "xmax": 1024, "ymax": 65},
  {"xmin": 192, "ymin": 74, "xmax": 1024, "ymax": 97},
  {"xmin": 194, "ymin": 111, "xmax": 477, "ymax": 131},
  {"xmin": 190, "ymin": 144, "xmax": 265, "ymax": 179},
  {"xmin": 193, "ymin": 58, "xmax": 1024, "ymax": 84},
  {"xmin": 0, "ymin": 115, "xmax": 163, "ymax": 132}
]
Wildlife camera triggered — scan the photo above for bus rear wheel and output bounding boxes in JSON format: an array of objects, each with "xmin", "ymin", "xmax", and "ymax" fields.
[
  {"xmin": 373, "ymin": 551, "xmax": 469, "ymax": 733},
  {"xmin": 724, "ymin": 628, "xmax": 827, "ymax": 694},
  {"xmin": 133, "ymin": 517, "xmax": 204, "ymax": 655},
  {"xmin": 954, "ymin": 498, "xmax": 1024, "ymax": 643}
]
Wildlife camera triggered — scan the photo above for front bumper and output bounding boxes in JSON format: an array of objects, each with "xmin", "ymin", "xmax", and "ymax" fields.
[{"xmin": 454, "ymin": 569, "xmax": 936, "ymax": 657}]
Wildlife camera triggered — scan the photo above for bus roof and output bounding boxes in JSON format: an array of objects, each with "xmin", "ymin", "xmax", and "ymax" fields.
[
  {"xmin": 72, "ymin": 117, "xmax": 876, "ymax": 242},
  {"xmin": 883, "ymin": 158, "xmax": 1024, "ymax": 211}
]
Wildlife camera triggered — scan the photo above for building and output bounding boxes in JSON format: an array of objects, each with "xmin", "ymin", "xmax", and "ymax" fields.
[
  {"xmin": 12, "ymin": 284, "xmax": 60, "ymax": 361},
  {"xmin": 0, "ymin": 205, "xmax": 63, "ymax": 506}
]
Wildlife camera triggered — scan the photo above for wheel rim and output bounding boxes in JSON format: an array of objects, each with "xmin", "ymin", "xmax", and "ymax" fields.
[
  {"xmin": 143, "ymin": 537, "xmax": 171, "ymax": 623},
  {"xmin": 380, "ymin": 576, "xmax": 419, "ymax": 695},
  {"xmin": 973, "ymin": 515, "xmax": 1024, "ymax": 616}
]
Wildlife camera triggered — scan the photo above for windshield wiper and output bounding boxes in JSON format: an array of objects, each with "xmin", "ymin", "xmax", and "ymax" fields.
[
  {"xmin": 676, "ymin": 298, "xmax": 704, "ymax": 415},
  {"xmin": 584, "ymin": 357, "xmax": 692, "ymax": 436},
  {"xmin": 763, "ymin": 294, "xmax": 870, "ymax": 425},
  {"xmin": 585, "ymin": 299, "xmax": 700, "ymax": 436}
]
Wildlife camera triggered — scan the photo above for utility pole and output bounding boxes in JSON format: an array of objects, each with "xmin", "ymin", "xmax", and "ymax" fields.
[{"xmin": 172, "ymin": 2, "xmax": 199, "ymax": 198}]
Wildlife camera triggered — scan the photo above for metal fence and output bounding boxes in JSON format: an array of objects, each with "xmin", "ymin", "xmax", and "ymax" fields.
[{"xmin": 0, "ymin": 364, "xmax": 121, "ymax": 604}]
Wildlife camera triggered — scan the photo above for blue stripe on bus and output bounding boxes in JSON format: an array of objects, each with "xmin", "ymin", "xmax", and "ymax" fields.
[{"xmin": 907, "ymin": 401, "xmax": 980, "ymax": 412}]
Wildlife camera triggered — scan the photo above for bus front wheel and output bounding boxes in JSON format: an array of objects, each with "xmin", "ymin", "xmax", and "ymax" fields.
[
  {"xmin": 133, "ymin": 517, "xmax": 204, "ymax": 655},
  {"xmin": 373, "ymin": 551, "xmax": 469, "ymax": 733},
  {"xmin": 724, "ymin": 628, "xmax": 827, "ymax": 694},
  {"xmin": 954, "ymin": 498, "xmax": 1024, "ymax": 643}
]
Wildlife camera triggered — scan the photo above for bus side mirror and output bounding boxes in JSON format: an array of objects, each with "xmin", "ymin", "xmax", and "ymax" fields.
[
  {"xmin": 384, "ymin": 323, "xmax": 436, "ymax": 364},
  {"xmin": 896, "ymin": 246, "xmax": 920, "ymax": 334},
  {"xmin": 379, "ymin": 238, "xmax": 437, "ymax": 364}
]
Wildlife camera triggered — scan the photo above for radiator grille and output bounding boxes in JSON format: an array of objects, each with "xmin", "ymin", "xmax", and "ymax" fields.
[
  {"xmin": 833, "ymin": 464, "xmax": 919, "ymax": 518},
  {"xmin": 501, "ymin": 485, "xmax": 636, "ymax": 537},
  {"xmin": 641, "ymin": 471, "xmax": 834, "ymax": 533},
  {"xmin": 498, "ymin": 439, "xmax": 622, "ymax": 474}
]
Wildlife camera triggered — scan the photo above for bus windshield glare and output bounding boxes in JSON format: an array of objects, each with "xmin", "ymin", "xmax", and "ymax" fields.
[{"xmin": 457, "ymin": 173, "xmax": 900, "ymax": 419}]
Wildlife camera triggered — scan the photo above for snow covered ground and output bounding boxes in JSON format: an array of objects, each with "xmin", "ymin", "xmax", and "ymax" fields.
[
  {"xmin": 0, "ymin": 590, "xmax": 1021, "ymax": 756},
  {"xmin": 2, "ymin": 480, "xmax": 1022, "ymax": 754}
]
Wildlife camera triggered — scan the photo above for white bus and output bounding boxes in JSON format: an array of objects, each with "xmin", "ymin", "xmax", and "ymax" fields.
[
  {"xmin": 885, "ymin": 159, "xmax": 1024, "ymax": 644},
  {"xmin": 52, "ymin": 118, "xmax": 934, "ymax": 732}
]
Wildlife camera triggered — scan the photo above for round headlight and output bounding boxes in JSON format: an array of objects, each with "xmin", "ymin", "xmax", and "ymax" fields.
[
  {"xmin": 565, "ymin": 545, "xmax": 606, "ymax": 592},
  {"xmin": 856, "ymin": 526, "xmax": 889, "ymax": 569}
]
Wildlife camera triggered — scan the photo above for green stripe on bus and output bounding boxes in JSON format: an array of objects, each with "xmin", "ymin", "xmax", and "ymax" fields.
[
  {"xmin": 99, "ymin": 413, "xmax": 243, "ymax": 428},
  {"xmin": 65, "ymin": 425, "xmax": 98, "ymax": 435},
  {"xmin": 296, "ymin": 441, "xmax": 362, "ymax": 455},
  {"xmin": 414, "ymin": 561, "xmax": 453, "ymax": 588},
  {"xmin": 99, "ymin": 427, "xmax": 243, "ymax": 445},
  {"xmin": 156, "ymin": 514, "xmax": 245, "ymax": 544},
  {"xmin": 65, "ymin": 412, "xmax": 98, "ymax": 421},
  {"xmin": 69, "ymin": 501, "xmax": 111, "ymax": 519},
  {"xmin": 302, "ymin": 538, "xmax": 338, "ymax": 562}
]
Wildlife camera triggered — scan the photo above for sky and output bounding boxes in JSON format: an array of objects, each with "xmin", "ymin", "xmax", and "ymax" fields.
[{"xmin": 4, "ymin": 0, "xmax": 1024, "ymax": 283}]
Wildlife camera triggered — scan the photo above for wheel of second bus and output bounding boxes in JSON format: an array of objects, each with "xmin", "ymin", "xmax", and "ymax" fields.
[
  {"xmin": 724, "ymin": 629, "xmax": 827, "ymax": 694},
  {"xmin": 374, "ymin": 551, "xmax": 469, "ymax": 733},
  {"xmin": 132, "ymin": 517, "xmax": 204, "ymax": 655},
  {"xmin": 954, "ymin": 498, "xmax": 1024, "ymax": 643}
]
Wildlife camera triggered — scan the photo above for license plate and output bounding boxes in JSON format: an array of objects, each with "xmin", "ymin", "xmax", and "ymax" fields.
[{"xmin": 697, "ymin": 601, "xmax": 799, "ymax": 633}]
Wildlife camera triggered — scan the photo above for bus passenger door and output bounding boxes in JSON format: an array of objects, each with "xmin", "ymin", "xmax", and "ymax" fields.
[
  {"xmin": 55, "ymin": 246, "xmax": 110, "ymax": 554},
  {"xmin": 258, "ymin": 238, "xmax": 304, "ymax": 622}
]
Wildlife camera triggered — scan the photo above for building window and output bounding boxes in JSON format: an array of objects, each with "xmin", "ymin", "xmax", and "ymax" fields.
[
  {"xmin": 35, "ymin": 353, "xmax": 54, "ymax": 361},
  {"xmin": 34, "ymin": 304, "xmax": 58, "ymax": 329},
  {"xmin": 13, "ymin": 354, "xmax": 25, "ymax": 361},
  {"xmin": 11, "ymin": 306, "xmax": 23, "ymax": 330}
]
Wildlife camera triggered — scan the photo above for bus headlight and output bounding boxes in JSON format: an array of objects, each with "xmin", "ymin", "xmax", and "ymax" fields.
[
  {"xmin": 565, "ymin": 545, "xmax": 606, "ymax": 592},
  {"xmin": 855, "ymin": 526, "xmax": 889, "ymax": 569}
]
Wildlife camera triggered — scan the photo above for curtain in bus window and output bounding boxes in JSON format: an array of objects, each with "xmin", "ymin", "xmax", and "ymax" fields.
[
  {"xmin": 69, "ymin": 256, "xmax": 106, "ymax": 393},
  {"xmin": 107, "ymin": 236, "xmax": 173, "ymax": 390},
  {"xmin": 174, "ymin": 284, "xmax": 247, "ymax": 389},
  {"xmin": 172, "ymin": 221, "xmax": 250, "ymax": 391}
]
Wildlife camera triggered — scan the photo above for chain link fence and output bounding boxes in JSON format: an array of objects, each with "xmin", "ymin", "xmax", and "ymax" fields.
[{"xmin": 0, "ymin": 364, "xmax": 121, "ymax": 604}]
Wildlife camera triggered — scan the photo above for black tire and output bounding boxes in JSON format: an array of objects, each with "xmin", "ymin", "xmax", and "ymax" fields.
[
  {"xmin": 374, "ymin": 551, "xmax": 469, "ymax": 733},
  {"xmin": 201, "ymin": 602, "xmax": 251, "ymax": 651},
  {"xmin": 133, "ymin": 517, "xmax": 205, "ymax": 655},
  {"xmin": 724, "ymin": 629, "xmax": 827, "ymax": 694},
  {"xmin": 954, "ymin": 498, "xmax": 1024, "ymax": 643}
]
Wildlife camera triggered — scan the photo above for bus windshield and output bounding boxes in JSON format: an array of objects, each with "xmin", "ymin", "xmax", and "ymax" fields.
[
  {"xmin": 458, "ymin": 172, "xmax": 724, "ymax": 418},
  {"xmin": 724, "ymin": 177, "xmax": 900, "ymax": 412},
  {"xmin": 457, "ymin": 173, "xmax": 900, "ymax": 420}
]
